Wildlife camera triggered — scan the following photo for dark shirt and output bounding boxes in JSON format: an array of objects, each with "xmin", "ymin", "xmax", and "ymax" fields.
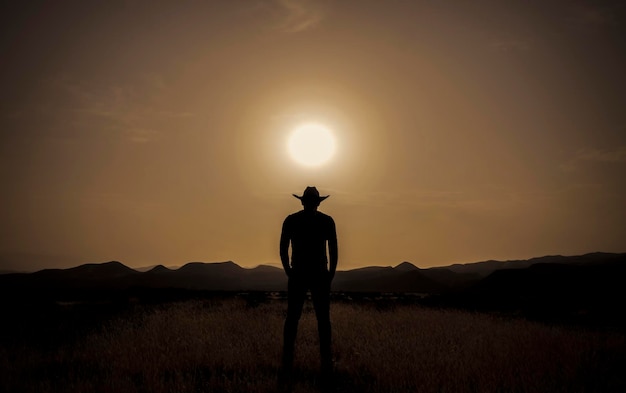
[{"xmin": 281, "ymin": 210, "xmax": 337, "ymax": 272}]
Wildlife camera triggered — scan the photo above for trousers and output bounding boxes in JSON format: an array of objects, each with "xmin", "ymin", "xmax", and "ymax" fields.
[{"xmin": 282, "ymin": 270, "xmax": 332, "ymax": 369}]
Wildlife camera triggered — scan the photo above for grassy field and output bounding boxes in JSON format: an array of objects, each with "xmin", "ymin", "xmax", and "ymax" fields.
[{"xmin": 1, "ymin": 298, "xmax": 625, "ymax": 392}]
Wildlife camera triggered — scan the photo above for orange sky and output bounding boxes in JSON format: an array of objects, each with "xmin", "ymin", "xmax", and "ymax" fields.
[{"xmin": 1, "ymin": 1, "xmax": 625, "ymax": 271}]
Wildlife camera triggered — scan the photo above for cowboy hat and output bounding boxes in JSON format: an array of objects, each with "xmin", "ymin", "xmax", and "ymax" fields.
[{"xmin": 292, "ymin": 186, "xmax": 329, "ymax": 202}]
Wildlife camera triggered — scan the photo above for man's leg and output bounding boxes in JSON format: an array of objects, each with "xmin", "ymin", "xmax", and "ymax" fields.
[
  {"xmin": 283, "ymin": 274, "xmax": 306, "ymax": 370},
  {"xmin": 311, "ymin": 273, "xmax": 332, "ymax": 373}
]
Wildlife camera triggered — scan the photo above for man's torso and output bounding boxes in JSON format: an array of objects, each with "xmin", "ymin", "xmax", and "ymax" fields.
[{"xmin": 283, "ymin": 210, "xmax": 335, "ymax": 271}]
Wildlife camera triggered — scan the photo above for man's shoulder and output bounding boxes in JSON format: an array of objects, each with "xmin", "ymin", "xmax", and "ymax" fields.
[
  {"xmin": 285, "ymin": 211, "xmax": 303, "ymax": 220},
  {"xmin": 283, "ymin": 211, "xmax": 304, "ymax": 225},
  {"xmin": 316, "ymin": 211, "xmax": 334, "ymax": 221}
]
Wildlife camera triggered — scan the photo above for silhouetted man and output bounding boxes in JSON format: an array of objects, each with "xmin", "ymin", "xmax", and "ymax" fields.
[{"xmin": 280, "ymin": 186, "xmax": 338, "ymax": 375}]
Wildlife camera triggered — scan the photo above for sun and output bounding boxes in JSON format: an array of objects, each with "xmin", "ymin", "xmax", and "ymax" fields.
[{"xmin": 287, "ymin": 123, "xmax": 337, "ymax": 167}]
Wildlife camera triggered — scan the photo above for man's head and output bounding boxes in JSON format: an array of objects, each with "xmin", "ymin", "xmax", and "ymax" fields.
[{"xmin": 293, "ymin": 186, "xmax": 329, "ymax": 211}]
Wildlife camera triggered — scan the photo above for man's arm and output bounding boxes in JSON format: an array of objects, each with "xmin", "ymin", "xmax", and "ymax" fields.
[
  {"xmin": 280, "ymin": 217, "xmax": 292, "ymax": 276},
  {"xmin": 328, "ymin": 217, "xmax": 338, "ymax": 280}
]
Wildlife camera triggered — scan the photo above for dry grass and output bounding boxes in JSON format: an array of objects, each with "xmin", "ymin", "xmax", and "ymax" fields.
[{"xmin": 2, "ymin": 299, "xmax": 625, "ymax": 392}]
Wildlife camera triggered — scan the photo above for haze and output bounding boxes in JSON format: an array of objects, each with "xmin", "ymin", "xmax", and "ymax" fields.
[{"xmin": 1, "ymin": 1, "xmax": 625, "ymax": 271}]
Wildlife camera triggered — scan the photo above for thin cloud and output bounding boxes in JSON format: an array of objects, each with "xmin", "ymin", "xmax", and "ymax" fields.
[
  {"xmin": 567, "ymin": 3, "xmax": 618, "ymax": 27},
  {"xmin": 274, "ymin": 0, "xmax": 325, "ymax": 33},
  {"xmin": 51, "ymin": 75, "xmax": 194, "ymax": 143},
  {"xmin": 561, "ymin": 146, "xmax": 626, "ymax": 171},
  {"xmin": 127, "ymin": 128, "xmax": 158, "ymax": 144},
  {"xmin": 576, "ymin": 147, "xmax": 626, "ymax": 163}
]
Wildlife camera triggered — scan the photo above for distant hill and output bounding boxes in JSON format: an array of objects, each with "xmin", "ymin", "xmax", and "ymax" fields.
[
  {"xmin": 461, "ymin": 256, "xmax": 626, "ymax": 303},
  {"xmin": 146, "ymin": 265, "xmax": 171, "ymax": 273},
  {"xmin": 425, "ymin": 253, "xmax": 626, "ymax": 326},
  {"xmin": 394, "ymin": 261, "xmax": 419, "ymax": 272},
  {"xmin": 435, "ymin": 252, "xmax": 624, "ymax": 278},
  {"xmin": 34, "ymin": 261, "xmax": 138, "ymax": 279},
  {"xmin": 134, "ymin": 264, "xmax": 181, "ymax": 272}
]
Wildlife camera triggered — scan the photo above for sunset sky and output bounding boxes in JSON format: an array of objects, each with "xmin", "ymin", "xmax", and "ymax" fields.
[{"xmin": 2, "ymin": 1, "xmax": 625, "ymax": 271}]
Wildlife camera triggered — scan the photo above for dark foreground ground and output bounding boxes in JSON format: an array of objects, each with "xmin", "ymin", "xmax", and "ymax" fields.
[{"xmin": 1, "ymin": 293, "xmax": 625, "ymax": 393}]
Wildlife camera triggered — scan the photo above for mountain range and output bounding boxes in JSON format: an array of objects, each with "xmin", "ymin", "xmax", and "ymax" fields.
[
  {"xmin": 1, "ymin": 252, "xmax": 623, "ymax": 294},
  {"xmin": 2, "ymin": 252, "xmax": 624, "ymax": 325}
]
